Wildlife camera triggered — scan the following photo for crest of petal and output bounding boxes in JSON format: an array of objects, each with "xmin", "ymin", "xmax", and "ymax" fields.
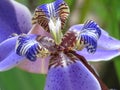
[
  {"xmin": 32, "ymin": 0, "xmax": 70, "ymax": 32},
  {"xmin": 15, "ymin": 34, "xmax": 50, "ymax": 61},
  {"xmin": 69, "ymin": 20, "xmax": 101, "ymax": 53}
]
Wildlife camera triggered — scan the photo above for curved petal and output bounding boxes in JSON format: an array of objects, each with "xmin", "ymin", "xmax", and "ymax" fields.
[
  {"xmin": 70, "ymin": 24, "xmax": 120, "ymax": 61},
  {"xmin": 0, "ymin": 37, "xmax": 26, "ymax": 71},
  {"xmin": 98, "ymin": 29, "xmax": 120, "ymax": 50},
  {"xmin": 0, "ymin": 37, "xmax": 17, "ymax": 62},
  {"xmin": 0, "ymin": 0, "xmax": 32, "ymax": 42},
  {"xmin": 76, "ymin": 48, "xmax": 120, "ymax": 61},
  {"xmin": 45, "ymin": 53, "xmax": 101, "ymax": 90},
  {"xmin": 32, "ymin": 0, "xmax": 69, "ymax": 32},
  {"xmin": 0, "ymin": 51, "xmax": 25, "ymax": 71},
  {"xmin": 11, "ymin": 0, "xmax": 32, "ymax": 33}
]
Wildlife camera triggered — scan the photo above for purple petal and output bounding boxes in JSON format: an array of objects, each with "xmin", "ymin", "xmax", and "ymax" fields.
[
  {"xmin": 0, "ymin": 37, "xmax": 17, "ymax": 62},
  {"xmin": 45, "ymin": 62, "xmax": 101, "ymax": 90},
  {"xmin": 70, "ymin": 24, "xmax": 120, "ymax": 61},
  {"xmin": 76, "ymin": 48, "xmax": 120, "ymax": 61},
  {"xmin": 0, "ymin": 51, "xmax": 25, "ymax": 71},
  {"xmin": 45, "ymin": 53, "xmax": 101, "ymax": 90},
  {"xmin": 12, "ymin": 0, "xmax": 32, "ymax": 33},
  {"xmin": 0, "ymin": 37, "xmax": 26, "ymax": 71},
  {"xmin": 98, "ymin": 29, "xmax": 120, "ymax": 50},
  {"xmin": 0, "ymin": 0, "xmax": 32, "ymax": 42}
]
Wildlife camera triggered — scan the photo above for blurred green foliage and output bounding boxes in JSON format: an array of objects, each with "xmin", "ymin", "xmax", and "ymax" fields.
[
  {"xmin": 0, "ymin": 68, "xmax": 46, "ymax": 90},
  {"xmin": 0, "ymin": 0, "xmax": 120, "ymax": 90}
]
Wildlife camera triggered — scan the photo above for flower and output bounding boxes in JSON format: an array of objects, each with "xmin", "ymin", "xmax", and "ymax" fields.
[{"xmin": 0, "ymin": 0, "xmax": 120, "ymax": 90}]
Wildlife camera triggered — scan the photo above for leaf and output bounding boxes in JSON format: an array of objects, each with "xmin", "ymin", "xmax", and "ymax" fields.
[{"xmin": 0, "ymin": 68, "xmax": 46, "ymax": 90}]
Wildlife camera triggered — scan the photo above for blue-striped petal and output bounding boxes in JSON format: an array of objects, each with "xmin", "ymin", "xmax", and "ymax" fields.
[
  {"xmin": 70, "ymin": 24, "xmax": 120, "ymax": 61},
  {"xmin": 80, "ymin": 20, "xmax": 101, "ymax": 53},
  {"xmin": 15, "ymin": 34, "xmax": 50, "ymax": 61},
  {"xmin": 82, "ymin": 20, "xmax": 101, "ymax": 37},
  {"xmin": 32, "ymin": 0, "xmax": 70, "ymax": 32},
  {"xmin": 69, "ymin": 20, "xmax": 101, "ymax": 53},
  {"xmin": 45, "ymin": 52, "xmax": 101, "ymax": 90}
]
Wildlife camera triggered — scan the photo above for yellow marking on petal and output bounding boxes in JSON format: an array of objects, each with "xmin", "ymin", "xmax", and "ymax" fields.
[{"xmin": 75, "ymin": 37, "xmax": 85, "ymax": 50}]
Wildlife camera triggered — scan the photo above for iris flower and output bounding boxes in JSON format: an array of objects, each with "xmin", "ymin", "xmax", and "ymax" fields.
[{"xmin": 0, "ymin": 0, "xmax": 120, "ymax": 90}]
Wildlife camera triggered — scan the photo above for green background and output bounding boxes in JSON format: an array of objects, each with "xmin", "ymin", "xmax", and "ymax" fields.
[{"xmin": 0, "ymin": 0, "xmax": 120, "ymax": 90}]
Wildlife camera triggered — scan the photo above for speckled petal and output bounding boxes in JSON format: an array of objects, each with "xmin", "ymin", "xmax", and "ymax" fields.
[
  {"xmin": 0, "ymin": 0, "xmax": 32, "ymax": 42},
  {"xmin": 70, "ymin": 24, "xmax": 120, "ymax": 61},
  {"xmin": 45, "ymin": 53, "xmax": 101, "ymax": 90},
  {"xmin": 0, "ymin": 37, "xmax": 26, "ymax": 71},
  {"xmin": 45, "ymin": 62, "xmax": 101, "ymax": 90}
]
